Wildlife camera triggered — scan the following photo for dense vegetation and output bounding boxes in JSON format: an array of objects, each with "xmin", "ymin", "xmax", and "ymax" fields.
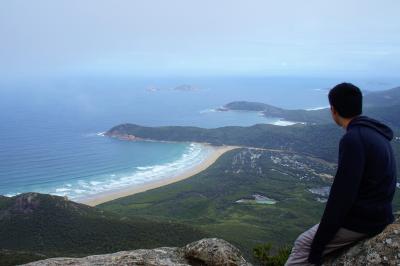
[
  {"xmin": 107, "ymin": 86, "xmax": 400, "ymax": 174},
  {"xmin": 99, "ymin": 149, "xmax": 334, "ymax": 260},
  {"xmin": 108, "ymin": 122, "xmax": 399, "ymax": 167},
  {"xmin": 103, "ymin": 86, "xmax": 400, "ymax": 262},
  {"xmin": 253, "ymin": 243, "xmax": 291, "ymax": 266},
  {"xmin": 99, "ymin": 148, "xmax": 399, "ymax": 262},
  {"xmin": 0, "ymin": 250, "xmax": 46, "ymax": 266},
  {"xmin": 108, "ymin": 123, "xmax": 343, "ymax": 162},
  {"xmin": 2, "ymin": 86, "xmax": 399, "ymax": 265},
  {"xmin": 363, "ymin": 86, "xmax": 400, "ymax": 107},
  {"xmin": 223, "ymin": 101, "xmax": 330, "ymax": 124},
  {"xmin": 222, "ymin": 87, "xmax": 400, "ymax": 128},
  {"xmin": 0, "ymin": 193, "xmax": 205, "ymax": 265}
]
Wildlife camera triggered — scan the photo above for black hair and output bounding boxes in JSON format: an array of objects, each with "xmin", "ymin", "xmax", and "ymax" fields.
[{"xmin": 328, "ymin": 82, "xmax": 363, "ymax": 118}]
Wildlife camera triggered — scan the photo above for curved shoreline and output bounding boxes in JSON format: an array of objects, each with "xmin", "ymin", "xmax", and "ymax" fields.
[{"xmin": 78, "ymin": 145, "xmax": 239, "ymax": 206}]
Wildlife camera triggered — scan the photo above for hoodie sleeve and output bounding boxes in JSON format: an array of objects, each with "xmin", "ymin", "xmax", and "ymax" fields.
[{"xmin": 308, "ymin": 131, "xmax": 365, "ymax": 265}]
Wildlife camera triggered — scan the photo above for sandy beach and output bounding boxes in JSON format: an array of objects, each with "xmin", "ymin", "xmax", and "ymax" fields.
[{"xmin": 78, "ymin": 145, "xmax": 239, "ymax": 206}]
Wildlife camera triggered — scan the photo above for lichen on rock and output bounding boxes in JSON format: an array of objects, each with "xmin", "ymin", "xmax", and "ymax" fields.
[
  {"xmin": 22, "ymin": 238, "xmax": 251, "ymax": 266},
  {"xmin": 21, "ymin": 216, "xmax": 400, "ymax": 265},
  {"xmin": 323, "ymin": 215, "xmax": 400, "ymax": 265}
]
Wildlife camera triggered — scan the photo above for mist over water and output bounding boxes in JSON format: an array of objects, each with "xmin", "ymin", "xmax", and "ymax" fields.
[{"xmin": 0, "ymin": 76, "xmax": 398, "ymax": 199}]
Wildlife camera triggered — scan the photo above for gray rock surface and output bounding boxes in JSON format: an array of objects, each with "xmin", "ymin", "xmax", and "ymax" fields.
[
  {"xmin": 22, "ymin": 238, "xmax": 251, "ymax": 266},
  {"xmin": 183, "ymin": 238, "xmax": 249, "ymax": 266},
  {"xmin": 22, "ymin": 216, "xmax": 400, "ymax": 265},
  {"xmin": 323, "ymin": 215, "xmax": 400, "ymax": 265}
]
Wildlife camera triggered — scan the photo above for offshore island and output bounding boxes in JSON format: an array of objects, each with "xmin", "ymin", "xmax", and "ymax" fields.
[
  {"xmin": 79, "ymin": 86, "xmax": 400, "ymax": 206},
  {"xmin": 1, "ymin": 86, "xmax": 399, "ymax": 265}
]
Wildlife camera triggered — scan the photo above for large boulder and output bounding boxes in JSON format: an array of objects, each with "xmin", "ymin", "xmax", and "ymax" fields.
[
  {"xmin": 323, "ymin": 215, "xmax": 400, "ymax": 265},
  {"xmin": 21, "ymin": 217, "xmax": 400, "ymax": 265},
  {"xmin": 183, "ymin": 238, "xmax": 249, "ymax": 266},
  {"xmin": 22, "ymin": 238, "xmax": 251, "ymax": 266}
]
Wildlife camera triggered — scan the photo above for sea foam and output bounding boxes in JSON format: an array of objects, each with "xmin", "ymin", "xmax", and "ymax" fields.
[{"xmin": 50, "ymin": 143, "xmax": 212, "ymax": 200}]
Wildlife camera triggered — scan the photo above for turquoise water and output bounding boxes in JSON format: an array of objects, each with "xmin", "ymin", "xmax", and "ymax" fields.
[{"xmin": 0, "ymin": 76, "xmax": 398, "ymax": 200}]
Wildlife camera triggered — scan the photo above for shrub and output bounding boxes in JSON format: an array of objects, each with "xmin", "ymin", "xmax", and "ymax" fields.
[{"xmin": 253, "ymin": 243, "xmax": 291, "ymax": 266}]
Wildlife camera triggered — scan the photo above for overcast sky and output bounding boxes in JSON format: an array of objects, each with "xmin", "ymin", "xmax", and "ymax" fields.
[{"xmin": 1, "ymin": 0, "xmax": 399, "ymax": 79}]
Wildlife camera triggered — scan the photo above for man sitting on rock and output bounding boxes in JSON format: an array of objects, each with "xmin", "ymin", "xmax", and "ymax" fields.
[{"xmin": 285, "ymin": 83, "xmax": 397, "ymax": 265}]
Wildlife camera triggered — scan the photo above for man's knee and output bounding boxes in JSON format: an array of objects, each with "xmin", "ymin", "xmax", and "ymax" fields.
[
  {"xmin": 293, "ymin": 233, "xmax": 310, "ymax": 251},
  {"xmin": 285, "ymin": 224, "xmax": 320, "ymax": 265},
  {"xmin": 294, "ymin": 224, "xmax": 319, "ymax": 248}
]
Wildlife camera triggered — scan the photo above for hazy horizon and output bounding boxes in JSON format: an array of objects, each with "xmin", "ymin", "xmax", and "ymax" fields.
[{"xmin": 1, "ymin": 0, "xmax": 399, "ymax": 81}]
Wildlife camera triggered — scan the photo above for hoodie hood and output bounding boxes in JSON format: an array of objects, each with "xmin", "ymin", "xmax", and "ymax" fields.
[{"xmin": 348, "ymin": 116, "xmax": 394, "ymax": 140}]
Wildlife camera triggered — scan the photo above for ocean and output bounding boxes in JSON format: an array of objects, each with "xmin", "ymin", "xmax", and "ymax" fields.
[{"xmin": 0, "ymin": 76, "xmax": 398, "ymax": 200}]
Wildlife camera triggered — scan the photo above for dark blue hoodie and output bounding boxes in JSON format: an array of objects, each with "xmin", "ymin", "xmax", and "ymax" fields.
[{"xmin": 308, "ymin": 116, "xmax": 397, "ymax": 264}]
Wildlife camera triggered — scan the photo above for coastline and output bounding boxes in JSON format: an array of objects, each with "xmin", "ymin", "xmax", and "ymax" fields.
[{"xmin": 78, "ymin": 145, "xmax": 239, "ymax": 206}]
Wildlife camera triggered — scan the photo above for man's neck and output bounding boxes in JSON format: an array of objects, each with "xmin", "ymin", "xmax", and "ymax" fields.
[{"xmin": 342, "ymin": 116, "xmax": 359, "ymax": 129}]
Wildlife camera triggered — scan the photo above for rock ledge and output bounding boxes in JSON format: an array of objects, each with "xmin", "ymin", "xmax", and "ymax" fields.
[
  {"xmin": 22, "ymin": 216, "xmax": 400, "ymax": 265},
  {"xmin": 323, "ymin": 215, "xmax": 400, "ymax": 265},
  {"xmin": 23, "ymin": 238, "xmax": 251, "ymax": 266}
]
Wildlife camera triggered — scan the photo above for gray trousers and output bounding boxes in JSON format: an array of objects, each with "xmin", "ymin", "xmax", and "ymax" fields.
[{"xmin": 285, "ymin": 223, "xmax": 368, "ymax": 265}]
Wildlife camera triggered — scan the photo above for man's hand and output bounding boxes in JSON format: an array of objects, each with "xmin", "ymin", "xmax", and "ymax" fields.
[{"xmin": 308, "ymin": 250, "xmax": 323, "ymax": 265}]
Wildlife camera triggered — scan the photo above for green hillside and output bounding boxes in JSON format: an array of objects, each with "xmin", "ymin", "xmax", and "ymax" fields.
[
  {"xmin": 2, "ymin": 86, "xmax": 399, "ymax": 265},
  {"xmin": 107, "ymin": 123, "xmax": 343, "ymax": 162},
  {"xmin": 102, "ymin": 98, "xmax": 400, "ymax": 261},
  {"xmin": 223, "ymin": 101, "xmax": 330, "ymax": 124},
  {"xmin": 0, "ymin": 193, "xmax": 205, "ymax": 265},
  {"xmin": 364, "ymin": 86, "xmax": 400, "ymax": 107},
  {"xmin": 99, "ymin": 147, "xmax": 399, "ymax": 261},
  {"xmin": 221, "ymin": 86, "xmax": 400, "ymax": 127}
]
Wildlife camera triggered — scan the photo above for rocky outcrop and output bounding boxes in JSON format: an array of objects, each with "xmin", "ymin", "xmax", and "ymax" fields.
[
  {"xmin": 183, "ymin": 238, "xmax": 249, "ymax": 265},
  {"xmin": 23, "ymin": 238, "xmax": 251, "ymax": 266},
  {"xmin": 20, "ymin": 214, "xmax": 400, "ymax": 265},
  {"xmin": 323, "ymin": 215, "xmax": 400, "ymax": 265}
]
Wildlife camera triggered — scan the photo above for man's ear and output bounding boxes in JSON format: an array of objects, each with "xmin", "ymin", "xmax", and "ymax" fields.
[{"xmin": 330, "ymin": 106, "xmax": 337, "ymax": 115}]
